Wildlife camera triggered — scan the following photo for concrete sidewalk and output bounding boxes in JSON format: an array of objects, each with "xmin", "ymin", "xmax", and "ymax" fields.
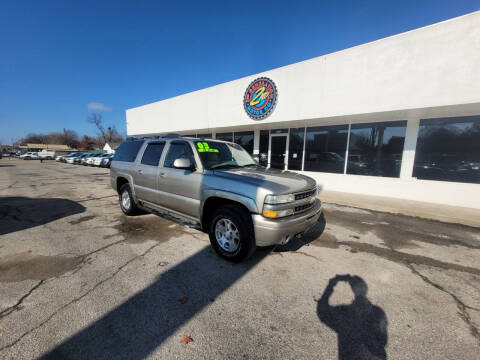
[{"xmin": 319, "ymin": 190, "xmax": 480, "ymax": 228}]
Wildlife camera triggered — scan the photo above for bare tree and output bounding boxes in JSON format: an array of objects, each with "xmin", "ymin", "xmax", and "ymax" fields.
[
  {"xmin": 63, "ymin": 128, "xmax": 79, "ymax": 148},
  {"xmin": 88, "ymin": 113, "xmax": 107, "ymax": 144},
  {"xmin": 88, "ymin": 113, "xmax": 124, "ymax": 147}
]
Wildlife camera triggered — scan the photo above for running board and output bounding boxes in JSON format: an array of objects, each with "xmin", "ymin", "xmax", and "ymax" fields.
[{"xmin": 138, "ymin": 199, "xmax": 202, "ymax": 229}]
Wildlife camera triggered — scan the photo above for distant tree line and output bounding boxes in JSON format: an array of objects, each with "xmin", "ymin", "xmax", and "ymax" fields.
[{"xmin": 17, "ymin": 113, "xmax": 124, "ymax": 150}]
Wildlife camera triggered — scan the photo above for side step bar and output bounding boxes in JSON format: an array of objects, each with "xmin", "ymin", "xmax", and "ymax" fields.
[{"xmin": 138, "ymin": 199, "xmax": 202, "ymax": 230}]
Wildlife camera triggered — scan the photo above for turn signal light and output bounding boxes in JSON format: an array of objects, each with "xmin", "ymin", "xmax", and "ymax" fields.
[
  {"xmin": 263, "ymin": 209, "xmax": 294, "ymax": 218},
  {"xmin": 263, "ymin": 210, "xmax": 278, "ymax": 218}
]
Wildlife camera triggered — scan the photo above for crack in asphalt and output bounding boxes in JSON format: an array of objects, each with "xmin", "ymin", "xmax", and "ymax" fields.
[
  {"xmin": 289, "ymin": 251, "xmax": 322, "ymax": 262},
  {"xmin": 0, "ymin": 280, "xmax": 45, "ymax": 320},
  {"xmin": 0, "ymin": 242, "xmax": 161, "ymax": 353},
  {"xmin": 408, "ymin": 264, "xmax": 480, "ymax": 345},
  {"xmin": 76, "ymin": 195, "xmax": 117, "ymax": 203},
  {"xmin": 324, "ymin": 240, "xmax": 480, "ymax": 276},
  {"xmin": 83, "ymin": 237, "xmax": 127, "ymax": 258}
]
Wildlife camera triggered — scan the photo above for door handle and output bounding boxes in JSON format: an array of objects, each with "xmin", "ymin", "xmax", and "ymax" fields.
[
  {"xmin": 159, "ymin": 172, "xmax": 166, "ymax": 178},
  {"xmin": 137, "ymin": 169, "xmax": 143, "ymax": 174}
]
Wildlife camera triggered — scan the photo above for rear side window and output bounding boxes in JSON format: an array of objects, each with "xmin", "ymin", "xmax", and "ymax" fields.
[
  {"xmin": 164, "ymin": 142, "xmax": 195, "ymax": 168},
  {"xmin": 114, "ymin": 141, "xmax": 144, "ymax": 162},
  {"xmin": 141, "ymin": 143, "xmax": 165, "ymax": 166}
]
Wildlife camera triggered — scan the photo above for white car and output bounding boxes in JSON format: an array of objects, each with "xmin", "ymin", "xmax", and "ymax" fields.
[
  {"xmin": 93, "ymin": 153, "xmax": 111, "ymax": 166},
  {"xmin": 66, "ymin": 153, "xmax": 84, "ymax": 164},
  {"xmin": 57, "ymin": 152, "xmax": 76, "ymax": 161},
  {"xmin": 20, "ymin": 152, "xmax": 39, "ymax": 160},
  {"xmin": 99, "ymin": 154, "xmax": 114, "ymax": 168},
  {"xmin": 85, "ymin": 154, "xmax": 101, "ymax": 166},
  {"xmin": 38, "ymin": 151, "xmax": 56, "ymax": 160}
]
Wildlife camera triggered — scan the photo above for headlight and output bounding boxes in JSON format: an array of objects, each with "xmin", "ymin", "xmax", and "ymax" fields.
[
  {"xmin": 263, "ymin": 209, "xmax": 294, "ymax": 218},
  {"xmin": 264, "ymin": 193, "xmax": 295, "ymax": 204}
]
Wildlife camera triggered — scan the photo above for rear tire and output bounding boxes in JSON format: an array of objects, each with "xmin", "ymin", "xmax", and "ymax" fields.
[
  {"xmin": 208, "ymin": 204, "xmax": 256, "ymax": 262},
  {"xmin": 119, "ymin": 184, "xmax": 140, "ymax": 216}
]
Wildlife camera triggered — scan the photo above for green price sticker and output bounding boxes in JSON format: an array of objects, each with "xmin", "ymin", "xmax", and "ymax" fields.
[{"xmin": 196, "ymin": 142, "xmax": 219, "ymax": 153}]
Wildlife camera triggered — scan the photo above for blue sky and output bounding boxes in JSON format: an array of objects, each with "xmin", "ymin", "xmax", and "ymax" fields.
[{"xmin": 0, "ymin": 0, "xmax": 478, "ymax": 145}]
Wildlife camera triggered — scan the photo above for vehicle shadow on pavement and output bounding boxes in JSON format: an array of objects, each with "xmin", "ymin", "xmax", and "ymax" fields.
[
  {"xmin": 317, "ymin": 275, "xmax": 388, "ymax": 360},
  {"xmin": 40, "ymin": 247, "xmax": 267, "ymax": 359},
  {"xmin": 0, "ymin": 197, "xmax": 86, "ymax": 236}
]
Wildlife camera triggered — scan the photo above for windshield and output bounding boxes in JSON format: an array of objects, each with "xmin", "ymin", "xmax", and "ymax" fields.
[{"xmin": 195, "ymin": 140, "xmax": 256, "ymax": 170}]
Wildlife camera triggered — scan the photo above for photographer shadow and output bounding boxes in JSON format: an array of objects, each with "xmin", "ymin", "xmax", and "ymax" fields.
[{"xmin": 317, "ymin": 275, "xmax": 388, "ymax": 360}]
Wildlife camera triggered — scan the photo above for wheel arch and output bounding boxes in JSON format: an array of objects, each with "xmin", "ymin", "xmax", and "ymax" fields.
[{"xmin": 201, "ymin": 191, "xmax": 257, "ymax": 231}]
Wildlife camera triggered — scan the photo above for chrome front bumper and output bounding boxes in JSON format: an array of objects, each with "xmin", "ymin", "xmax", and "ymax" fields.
[{"xmin": 252, "ymin": 199, "xmax": 322, "ymax": 247}]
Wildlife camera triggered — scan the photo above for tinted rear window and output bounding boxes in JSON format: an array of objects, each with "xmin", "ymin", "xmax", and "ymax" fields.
[
  {"xmin": 141, "ymin": 143, "xmax": 165, "ymax": 166},
  {"xmin": 114, "ymin": 141, "xmax": 144, "ymax": 162}
]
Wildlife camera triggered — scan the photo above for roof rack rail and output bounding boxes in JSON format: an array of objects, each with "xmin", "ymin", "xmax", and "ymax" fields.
[{"xmin": 162, "ymin": 133, "xmax": 181, "ymax": 138}]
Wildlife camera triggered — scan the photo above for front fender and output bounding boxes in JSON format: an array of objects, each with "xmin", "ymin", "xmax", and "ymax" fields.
[{"xmin": 201, "ymin": 189, "xmax": 259, "ymax": 218}]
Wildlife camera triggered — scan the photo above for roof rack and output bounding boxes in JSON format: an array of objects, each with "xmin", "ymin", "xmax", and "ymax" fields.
[
  {"xmin": 162, "ymin": 133, "xmax": 181, "ymax": 138},
  {"xmin": 126, "ymin": 133, "xmax": 183, "ymax": 141}
]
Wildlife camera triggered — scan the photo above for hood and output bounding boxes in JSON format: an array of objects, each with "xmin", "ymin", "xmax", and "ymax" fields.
[{"xmin": 212, "ymin": 166, "xmax": 316, "ymax": 194}]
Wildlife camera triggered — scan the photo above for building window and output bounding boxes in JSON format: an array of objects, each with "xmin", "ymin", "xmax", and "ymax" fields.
[
  {"xmin": 259, "ymin": 130, "xmax": 269, "ymax": 166},
  {"xmin": 141, "ymin": 142, "xmax": 165, "ymax": 166},
  {"xmin": 304, "ymin": 125, "xmax": 348, "ymax": 173},
  {"xmin": 183, "ymin": 134, "xmax": 195, "ymax": 138},
  {"xmin": 271, "ymin": 128, "xmax": 288, "ymax": 134},
  {"xmin": 234, "ymin": 131, "xmax": 254, "ymax": 154},
  {"xmin": 197, "ymin": 133, "xmax": 212, "ymax": 139},
  {"xmin": 288, "ymin": 128, "xmax": 304, "ymax": 170},
  {"xmin": 215, "ymin": 132, "xmax": 233, "ymax": 142},
  {"xmin": 347, "ymin": 121, "xmax": 406, "ymax": 177},
  {"xmin": 413, "ymin": 116, "xmax": 480, "ymax": 184}
]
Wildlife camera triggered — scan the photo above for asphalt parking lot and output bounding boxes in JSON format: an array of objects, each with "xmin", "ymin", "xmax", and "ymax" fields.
[{"xmin": 0, "ymin": 158, "xmax": 479, "ymax": 359}]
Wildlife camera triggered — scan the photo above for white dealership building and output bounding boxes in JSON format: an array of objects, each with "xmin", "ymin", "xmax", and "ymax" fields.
[{"xmin": 126, "ymin": 11, "xmax": 480, "ymax": 209}]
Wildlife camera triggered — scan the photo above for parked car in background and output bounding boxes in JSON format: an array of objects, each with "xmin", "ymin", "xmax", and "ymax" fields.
[
  {"xmin": 74, "ymin": 153, "xmax": 89, "ymax": 164},
  {"xmin": 93, "ymin": 153, "xmax": 110, "ymax": 166},
  {"xmin": 57, "ymin": 152, "xmax": 76, "ymax": 162},
  {"xmin": 20, "ymin": 152, "xmax": 39, "ymax": 160},
  {"xmin": 100, "ymin": 154, "xmax": 114, "ymax": 168},
  {"xmin": 68, "ymin": 153, "xmax": 85, "ymax": 164},
  {"xmin": 86, "ymin": 153, "xmax": 103, "ymax": 166},
  {"xmin": 38, "ymin": 151, "xmax": 56, "ymax": 160},
  {"xmin": 81, "ymin": 153, "xmax": 99, "ymax": 165}
]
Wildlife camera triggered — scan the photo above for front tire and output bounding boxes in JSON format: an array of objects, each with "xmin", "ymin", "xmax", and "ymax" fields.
[
  {"xmin": 119, "ymin": 184, "xmax": 140, "ymax": 216},
  {"xmin": 208, "ymin": 204, "xmax": 256, "ymax": 262}
]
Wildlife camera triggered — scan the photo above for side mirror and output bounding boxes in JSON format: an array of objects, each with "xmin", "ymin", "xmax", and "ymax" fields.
[{"xmin": 173, "ymin": 158, "xmax": 194, "ymax": 170}]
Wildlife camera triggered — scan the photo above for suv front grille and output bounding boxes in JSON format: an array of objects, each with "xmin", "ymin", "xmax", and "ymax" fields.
[
  {"xmin": 295, "ymin": 189, "xmax": 316, "ymax": 201},
  {"xmin": 294, "ymin": 202, "xmax": 314, "ymax": 213}
]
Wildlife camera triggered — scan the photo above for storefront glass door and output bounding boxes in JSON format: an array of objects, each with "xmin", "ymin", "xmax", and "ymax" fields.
[{"xmin": 269, "ymin": 135, "xmax": 287, "ymax": 169}]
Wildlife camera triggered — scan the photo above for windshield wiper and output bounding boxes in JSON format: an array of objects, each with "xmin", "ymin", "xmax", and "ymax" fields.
[{"xmin": 210, "ymin": 163, "xmax": 241, "ymax": 170}]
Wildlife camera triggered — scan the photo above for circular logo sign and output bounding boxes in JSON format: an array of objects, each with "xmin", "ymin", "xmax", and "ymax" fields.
[{"xmin": 243, "ymin": 77, "xmax": 277, "ymax": 120}]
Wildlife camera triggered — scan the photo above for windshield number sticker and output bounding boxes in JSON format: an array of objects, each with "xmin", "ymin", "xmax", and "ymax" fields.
[{"xmin": 197, "ymin": 142, "xmax": 219, "ymax": 153}]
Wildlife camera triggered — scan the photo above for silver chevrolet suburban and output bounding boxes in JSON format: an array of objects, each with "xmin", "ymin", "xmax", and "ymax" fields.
[{"xmin": 110, "ymin": 136, "xmax": 323, "ymax": 262}]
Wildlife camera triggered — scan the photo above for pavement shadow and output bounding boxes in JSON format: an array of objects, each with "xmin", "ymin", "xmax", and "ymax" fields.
[
  {"xmin": 40, "ymin": 247, "xmax": 267, "ymax": 359},
  {"xmin": 317, "ymin": 275, "xmax": 388, "ymax": 360},
  {"xmin": 0, "ymin": 197, "xmax": 86, "ymax": 235},
  {"xmin": 273, "ymin": 212, "xmax": 326, "ymax": 252},
  {"xmin": 0, "ymin": 164, "xmax": 16, "ymax": 167}
]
